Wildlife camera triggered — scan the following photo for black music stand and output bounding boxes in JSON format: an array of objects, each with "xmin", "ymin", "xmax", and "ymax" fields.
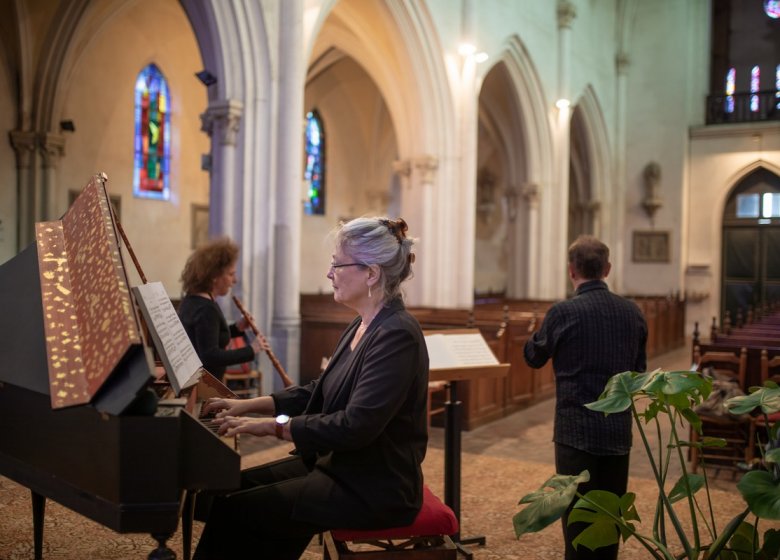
[{"xmin": 426, "ymin": 329, "xmax": 510, "ymax": 559}]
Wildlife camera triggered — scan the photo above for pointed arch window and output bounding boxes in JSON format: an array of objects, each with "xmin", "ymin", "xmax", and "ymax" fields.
[
  {"xmin": 304, "ymin": 110, "xmax": 325, "ymax": 215},
  {"xmin": 133, "ymin": 64, "xmax": 171, "ymax": 200}
]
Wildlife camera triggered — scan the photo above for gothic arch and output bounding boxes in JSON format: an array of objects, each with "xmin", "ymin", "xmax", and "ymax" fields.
[
  {"xmin": 306, "ymin": 0, "xmax": 454, "ymax": 160},
  {"xmin": 498, "ymin": 35, "xmax": 554, "ymax": 186},
  {"xmin": 492, "ymin": 35, "xmax": 554, "ymax": 297},
  {"xmin": 571, "ymin": 85, "xmax": 612, "ymax": 237}
]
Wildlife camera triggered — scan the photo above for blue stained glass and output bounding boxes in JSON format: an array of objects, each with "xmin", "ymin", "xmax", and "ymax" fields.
[
  {"xmin": 304, "ymin": 110, "xmax": 325, "ymax": 215},
  {"xmin": 751, "ymin": 66, "xmax": 760, "ymax": 113},
  {"xmin": 725, "ymin": 68, "xmax": 735, "ymax": 114},
  {"xmin": 133, "ymin": 64, "xmax": 171, "ymax": 201}
]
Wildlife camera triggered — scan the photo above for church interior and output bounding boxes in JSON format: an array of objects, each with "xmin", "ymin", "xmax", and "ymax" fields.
[{"xmin": 0, "ymin": 0, "xmax": 779, "ymax": 558}]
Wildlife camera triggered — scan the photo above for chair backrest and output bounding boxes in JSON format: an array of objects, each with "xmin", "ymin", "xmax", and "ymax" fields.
[
  {"xmin": 693, "ymin": 345, "xmax": 748, "ymax": 389},
  {"xmin": 761, "ymin": 349, "xmax": 780, "ymax": 384}
]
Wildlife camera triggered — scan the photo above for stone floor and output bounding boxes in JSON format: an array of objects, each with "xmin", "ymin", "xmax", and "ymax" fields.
[{"xmin": 1, "ymin": 341, "xmax": 757, "ymax": 559}]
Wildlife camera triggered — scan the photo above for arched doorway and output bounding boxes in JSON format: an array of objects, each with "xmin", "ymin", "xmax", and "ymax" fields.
[
  {"xmin": 474, "ymin": 60, "xmax": 527, "ymax": 297},
  {"xmin": 721, "ymin": 167, "xmax": 780, "ymax": 322}
]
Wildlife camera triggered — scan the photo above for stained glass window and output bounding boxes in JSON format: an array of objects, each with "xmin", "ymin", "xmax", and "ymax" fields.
[
  {"xmin": 725, "ymin": 67, "xmax": 736, "ymax": 113},
  {"xmin": 750, "ymin": 65, "xmax": 760, "ymax": 112},
  {"xmin": 133, "ymin": 64, "xmax": 171, "ymax": 200},
  {"xmin": 304, "ymin": 110, "xmax": 325, "ymax": 215},
  {"xmin": 765, "ymin": 0, "xmax": 780, "ymax": 18},
  {"xmin": 776, "ymin": 65, "xmax": 780, "ymax": 109}
]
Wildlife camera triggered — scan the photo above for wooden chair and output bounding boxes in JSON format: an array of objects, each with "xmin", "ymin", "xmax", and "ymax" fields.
[
  {"xmin": 323, "ymin": 485, "xmax": 458, "ymax": 559},
  {"xmin": 223, "ymin": 336, "xmax": 261, "ymax": 398},
  {"xmin": 689, "ymin": 346, "xmax": 750, "ymax": 476},
  {"xmin": 746, "ymin": 349, "xmax": 780, "ymax": 464}
]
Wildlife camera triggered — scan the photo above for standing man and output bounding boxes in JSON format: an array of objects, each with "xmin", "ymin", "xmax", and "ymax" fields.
[{"xmin": 524, "ymin": 235, "xmax": 647, "ymax": 560}]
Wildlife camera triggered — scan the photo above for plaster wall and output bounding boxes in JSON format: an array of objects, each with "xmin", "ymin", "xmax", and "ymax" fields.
[
  {"xmin": 301, "ymin": 56, "xmax": 397, "ymax": 294},
  {"xmin": 620, "ymin": 0, "xmax": 708, "ymax": 296},
  {"xmin": 58, "ymin": 0, "xmax": 208, "ymax": 297},
  {"xmin": 685, "ymin": 124, "xmax": 780, "ymax": 333}
]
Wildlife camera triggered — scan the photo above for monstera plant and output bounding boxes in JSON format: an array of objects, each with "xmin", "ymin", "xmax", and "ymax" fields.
[{"xmin": 512, "ymin": 369, "xmax": 780, "ymax": 559}]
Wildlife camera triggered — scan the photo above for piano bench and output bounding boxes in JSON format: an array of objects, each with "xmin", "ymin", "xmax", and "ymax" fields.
[{"xmin": 322, "ymin": 485, "xmax": 458, "ymax": 559}]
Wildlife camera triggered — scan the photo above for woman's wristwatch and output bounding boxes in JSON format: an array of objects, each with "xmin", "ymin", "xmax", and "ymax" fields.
[{"xmin": 275, "ymin": 414, "xmax": 290, "ymax": 439}]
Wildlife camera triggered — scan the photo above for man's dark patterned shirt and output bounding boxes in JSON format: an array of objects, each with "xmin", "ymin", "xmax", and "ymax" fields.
[{"xmin": 523, "ymin": 280, "xmax": 647, "ymax": 455}]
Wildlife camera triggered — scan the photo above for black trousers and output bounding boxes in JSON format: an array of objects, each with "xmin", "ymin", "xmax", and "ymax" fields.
[
  {"xmin": 554, "ymin": 443, "xmax": 630, "ymax": 560},
  {"xmin": 193, "ymin": 456, "xmax": 328, "ymax": 560}
]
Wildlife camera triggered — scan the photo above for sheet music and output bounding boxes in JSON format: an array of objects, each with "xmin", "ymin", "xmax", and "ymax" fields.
[
  {"xmin": 133, "ymin": 282, "xmax": 202, "ymax": 394},
  {"xmin": 425, "ymin": 332, "xmax": 499, "ymax": 369}
]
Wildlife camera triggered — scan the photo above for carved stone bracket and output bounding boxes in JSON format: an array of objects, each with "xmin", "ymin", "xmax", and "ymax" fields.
[{"xmin": 201, "ymin": 99, "xmax": 244, "ymax": 146}]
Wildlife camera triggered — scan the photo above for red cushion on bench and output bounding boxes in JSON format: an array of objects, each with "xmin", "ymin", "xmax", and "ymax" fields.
[{"xmin": 331, "ymin": 486, "xmax": 458, "ymax": 540}]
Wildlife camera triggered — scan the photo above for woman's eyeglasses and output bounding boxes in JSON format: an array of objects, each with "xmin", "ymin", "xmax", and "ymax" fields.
[{"xmin": 329, "ymin": 262, "xmax": 365, "ymax": 271}]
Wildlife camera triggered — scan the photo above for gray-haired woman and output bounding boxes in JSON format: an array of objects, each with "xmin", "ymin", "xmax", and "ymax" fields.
[{"xmin": 193, "ymin": 217, "xmax": 429, "ymax": 560}]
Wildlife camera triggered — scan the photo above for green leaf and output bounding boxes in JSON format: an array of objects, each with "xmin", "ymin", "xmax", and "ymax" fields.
[
  {"xmin": 585, "ymin": 371, "xmax": 647, "ymax": 414},
  {"xmin": 568, "ymin": 490, "xmax": 630, "ymax": 551},
  {"xmin": 681, "ymin": 407, "xmax": 702, "ymax": 433},
  {"xmin": 643, "ymin": 370, "xmax": 711, "ymax": 401},
  {"xmin": 766, "ymin": 448, "xmax": 780, "ymax": 465},
  {"xmin": 726, "ymin": 385, "xmax": 780, "ymax": 415},
  {"xmin": 727, "ymin": 520, "xmax": 758, "ymax": 555},
  {"xmin": 737, "ymin": 470, "xmax": 780, "ymax": 520},
  {"xmin": 513, "ymin": 471, "xmax": 590, "ymax": 538},
  {"xmin": 759, "ymin": 528, "xmax": 780, "ymax": 557},
  {"xmin": 667, "ymin": 473, "xmax": 704, "ymax": 504}
]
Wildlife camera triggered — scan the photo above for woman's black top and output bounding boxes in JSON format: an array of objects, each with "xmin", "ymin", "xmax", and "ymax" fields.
[{"xmin": 177, "ymin": 294, "xmax": 254, "ymax": 381}]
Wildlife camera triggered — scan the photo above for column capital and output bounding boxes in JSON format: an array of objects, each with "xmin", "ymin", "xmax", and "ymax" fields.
[
  {"xmin": 392, "ymin": 159, "xmax": 412, "ymax": 178},
  {"xmin": 9, "ymin": 130, "xmax": 37, "ymax": 169},
  {"xmin": 557, "ymin": 1, "xmax": 577, "ymax": 29},
  {"xmin": 521, "ymin": 182, "xmax": 539, "ymax": 207},
  {"xmin": 616, "ymin": 51, "xmax": 630, "ymax": 75},
  {"xmin": 413, "ymin": 155, "xmax": 438, "ymax": 184},
  {"xmin": 40, "ymin": 132, "xmax": 66, "ymax": 169},
  {"xmin": 201, "ymin": 99, "xmax": 244, "ymax": 146}
]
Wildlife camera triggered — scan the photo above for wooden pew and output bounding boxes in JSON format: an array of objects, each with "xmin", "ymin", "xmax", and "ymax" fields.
[{"xmin": 300, "ymin": 293, "xmax": 682, "ymax": 431}]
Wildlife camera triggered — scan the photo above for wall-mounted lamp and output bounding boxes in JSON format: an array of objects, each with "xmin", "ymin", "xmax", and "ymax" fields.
[
  {"xmin": 458, "ymin": 43, "xmax": 476, "ymax": 56},
  {"xmin": 195, "ymin": 70, "xmax": 217, "ymax": 86},
  {"xmin": 555, "ymin": 98, "xmax": 570, "ymax": 109},
  {"xmin": 642, "ymin": 161, "xmax": 663, "ymax": 223},
  {"xmin": 457, "ymin": 43, "xmax": 487, "ymax": 62},
  {"xmin": 59, "ymin": 120, "xmax": 75, "ymax": 132}
]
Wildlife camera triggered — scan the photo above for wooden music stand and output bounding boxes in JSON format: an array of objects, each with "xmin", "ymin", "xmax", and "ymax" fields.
[{"xmin": 425, "ymin": 329, "xmax": 510, "ymax": 559}]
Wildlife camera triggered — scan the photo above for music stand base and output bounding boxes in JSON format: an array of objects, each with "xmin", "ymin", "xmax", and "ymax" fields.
[{"xmin": 454, "ymin": 534, "xmax": 486, "ymax": 558}]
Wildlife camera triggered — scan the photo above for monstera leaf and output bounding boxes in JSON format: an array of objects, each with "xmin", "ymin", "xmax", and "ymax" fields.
[
  {"xmin": 513, "ymin": 471, "xmax": 590, "ymax": 537},
  {"xmin": 568, "ymin": 490, "xmax": 640, "ymax": 551},
  {"xmin": 727, "ymin": 384, "xmax": 780, "ymax": 416},
  {"xmin": 737, "ymin": 470, "xmax": 780, "ymax": 520}
]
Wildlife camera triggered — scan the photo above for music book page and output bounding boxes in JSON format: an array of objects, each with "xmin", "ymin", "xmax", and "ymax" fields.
[
  {"xmin": 132, "ymin": 282, "xmax": 203, "ymax": 395},
  {"xmin": 425, "ymin": 332, "xmax": 499, "ymax": 369}
]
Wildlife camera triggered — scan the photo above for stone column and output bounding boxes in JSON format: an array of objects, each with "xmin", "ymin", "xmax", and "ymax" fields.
[
  {"xmin": 9, "ymin": 130, "xmax": 38, "ymax": 250},
  {"xmin": 270, "ymin": 0, "xmax": 304, "ymax": 387},
  {"xmin": 200, "ymin": 99, "xmax": 243, "ymax": 239},
  {"xmin": 611, "ymin": 51, "xmax": 630, "ymax": 293},
  {"xmin": 539, "ymin": 1, "xmax": 576, "ymax": 299},
  {"xmin": 522, "ymin": 183, "xmax": 540, "ymax": 297},
  {"xmin": 396, "ymin": 156, "xmax": 439, "ymax": 306},
  {"xmin": 40, "ymin": 132, "xmax": 66, "ymax": 221}
]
